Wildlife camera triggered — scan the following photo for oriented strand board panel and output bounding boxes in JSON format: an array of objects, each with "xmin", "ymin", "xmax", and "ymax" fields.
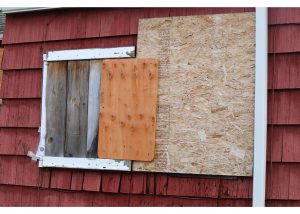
[
  {"xmin": 98, "ymin": 58, "xmax": 159, "ymax": 161},
  {"xmin": 134, "ymin": 13, "xmax": 255, "ymax": 176}
]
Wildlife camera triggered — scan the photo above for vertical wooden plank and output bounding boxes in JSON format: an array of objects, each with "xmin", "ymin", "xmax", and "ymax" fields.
[
  {"xmin": 45, "ymin": 61, "xmax": 67, "ymax": 157},
  {"xmin": 98, "ymin": 58, "xmax": 159, "ymax": 161},
  {"xmin": 87, "ymin": 60, "xmax": 101, "ymax": 157},
  {"xmin": 65, "ymin": 60, "xmax": 89, "ymax": 157}
]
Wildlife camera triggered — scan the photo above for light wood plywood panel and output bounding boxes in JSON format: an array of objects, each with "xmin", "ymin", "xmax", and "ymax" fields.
[
  {"xmin": 98, "ymin": 58, "xmax": 159, "ymax": 161},
  {"xmin": 134, "ymin": 13, "xmax": 255, "ymax": 176}
]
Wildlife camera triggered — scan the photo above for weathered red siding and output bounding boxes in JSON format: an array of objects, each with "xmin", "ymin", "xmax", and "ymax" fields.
[{"xmin": 0, "ymin": 7, "xmax": 298, "ymax": 207}]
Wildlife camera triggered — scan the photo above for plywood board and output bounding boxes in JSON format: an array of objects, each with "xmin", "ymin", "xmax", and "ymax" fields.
[
  {"xmin": 65, "ymin": 60, "xmax": 89, "ymax": 157},
  {"xmin": 134, "ymin": 13, "xmax": 255, "ymax": 176},
  {"xmin": 45, "ymin": 61, "xmax": 67, "ymax": 157},
  {"xmin": 98, "ymin": 58, "xmax": 159, "ymax": 161}
]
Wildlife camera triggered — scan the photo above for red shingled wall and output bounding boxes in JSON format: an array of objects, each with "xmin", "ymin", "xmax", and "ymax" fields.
[{"xmin": 0, "ymin": 7, "xmax": 298, "ymax": 207}]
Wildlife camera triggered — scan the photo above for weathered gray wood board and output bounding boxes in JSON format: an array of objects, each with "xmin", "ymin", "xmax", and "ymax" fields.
[
  {"xmin": 133, "ymin": 13, "xmax": 255, "ymax": 176},
  {"xmin": 87, "ymin": 60, "xmax": 102, "ymax": 157},
  {"xmin": 65, "ymin": 61, "xmax": 90, "ymax": 157},
  {"xmin": 45, "ymin": 61, "xmax": 67, "ymax": 157}
]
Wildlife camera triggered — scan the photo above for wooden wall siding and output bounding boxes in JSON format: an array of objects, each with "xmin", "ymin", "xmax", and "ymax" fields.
[
  {"xmin": 0, "ymin": 128, "xmax": 39, "ymax": 155},
  {"xmin": 0, "ymin": 48, "xmax": 3, "ymax": 92},
  {"xmin": 0, "ymin": 99, "xmax": 40, "ymax": 127},
  {"xmin": 0, "ymin": 7, "xmax": 299, "ymax": 206},
  {"xmin": 2, "ymin": 8, "xmax": 254, "ymax": 45},
  {"xmin": 0, "ymin": 69, "xmax": 42, "ymax": 99},
  {"xmin": 268, "ymin": 8, "xmax": 300, "ymax": 25},
  {"xmin": 0, "ymin": 185, "xmax": 251, "ymax": 207},
  {"xmin": 1, "ymin": 36, "xmax": 137, "ymax": 70},
  {"xmin": 268, "ymin": 25, "xmax": 300, "ymax": 53},
  {"xmin": 268, "ymin": 53, "xmax": 300, "ymax": 90}
]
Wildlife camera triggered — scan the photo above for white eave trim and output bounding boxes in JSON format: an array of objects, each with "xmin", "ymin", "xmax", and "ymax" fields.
[{"xmin": 1, "ymin": 7, "xmax": 57, "ymax": 14}]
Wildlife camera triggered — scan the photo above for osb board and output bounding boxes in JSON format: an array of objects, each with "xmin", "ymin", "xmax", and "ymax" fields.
[
  {"xmin": 98, "ymin": 58, "xmax": 159, "ymax": 161},
  {"xmin": 134, "ymin": 12, "xmax": 255, "ymax": 176}
]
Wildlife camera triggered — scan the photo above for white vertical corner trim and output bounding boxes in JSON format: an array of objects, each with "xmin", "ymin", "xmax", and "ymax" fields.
[
  {"xmin": 36, "ymin": 55, "xmax": 48, "ymax": 158},
  {"xmin": 252, "ymin": 7, "xmax": 268, "ymax": 207}
]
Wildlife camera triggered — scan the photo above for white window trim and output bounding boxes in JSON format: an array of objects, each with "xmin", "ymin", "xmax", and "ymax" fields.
[{"xmin": 36, "ymin": 46, "xmax": 135, "ymax": 171}]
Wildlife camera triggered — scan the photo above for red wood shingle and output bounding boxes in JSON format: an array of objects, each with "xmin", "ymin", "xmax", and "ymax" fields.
[
  {"xmin": 0, "ymin": 99, "xmax": 40, "ymax": 128},
  {"xmin": 269, "ymin": 25, "xmax": 300, "ymax": 53},
  {"xmin": 269, "ymin": 8, "xmax": 300, "ymax": 25},
  {"xmin": 288, "ymin": 164, "xmax": 300, "ymax": 200},
  {"xmin": 267, "ymin": 126, "xmax": 283, "ymax": 162},
  {"xmin": 1, "ymin": 36, "xmax": 136, "ymax": 70},
  {"xmin": 58, "ymin": 191, "xmax": 94, "ymax": 206},
  {"xmin": 166, "ymin": 175, "xmax": 220, "ymax": 198},
  {"xmin": 82, "ymin": 170, "xmax": 101, "ymax": 192},
  {"xmin": 101, "ymin": 171, "xmax": 121, "ymax": 193},
  {"xmin": 0, "ymin": 128, "xmax": 39, "ymax": 155},
  {"xmin": 50, "ymin": 168, "xmax": 72, "ymax": 190},
  {"xmin": 281, "ymin": 126, "xmax": 300, "ymax": 162},
  {"xmin": 0, "ymin": 156, "xmax": 18, "ymax": 185},
  {"xmin": 219, "ymin": 177, "xmax": 252, "ymax": 199},
  {"xmin": 268, "ymin": 90, "xmax": 300, "ymax": 125},
  {"xmin": 70, "ymin": 170, "xmax": 84, "ymax": 191},
  {"xmin": 217, "ymin": 199, "xmax": 251, "ymax": 207},
  {"xmin": 0, "ymin": 70, "xmax": 42, "ymax": 98},
  {"xmin": 268, "ymin": 53, "xmax": 300, "ymax": 90},
  {"xmin": 266, "ymin": 163, "xmax": 290, "ymax": 200},
  {"xmin": 155, "ymin": 174, "xmax": 168, "ymax": 195},
  {"xmin": 2, "ymin": 8, "xmax": 255, "ymax": 45},
  {"xmin": 0, "ymin": 156, "xmax": 49, "ymax": 188},
  {"xmin": 266, "ymin": 200, "xmax": 300, "ymax": 207}
]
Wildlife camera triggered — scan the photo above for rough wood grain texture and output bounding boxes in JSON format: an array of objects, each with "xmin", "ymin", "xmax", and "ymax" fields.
[
  {"xmin": 65, "ymin": 61, "xmax": 89, "ymax": 157},
  {"xmin": 98, "ymin": 58, "xmax": 159, "ymax": 161},
  {"xmin": 0, "ymin": 48, "xmax": 3, "ymax": 92},
  {"xmin": 87, "ymin": 60, "xmax": 101, "ymax": 157},
  {"xmin": 45, "ymin": 62, "xmax": 67, "ymax": 157},
  {"xmin": 134, "ymin": 13, "xmax": 255, "ymax": 176}
]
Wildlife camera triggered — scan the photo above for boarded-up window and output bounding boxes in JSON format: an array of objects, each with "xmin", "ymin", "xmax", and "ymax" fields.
[
  {"xmin": 44, "ymin": 57, "xmax": 159, "ymax": 163},
  {"xmin": 45, "ymin": 60, "xmax": 101, "ymax": 158}
]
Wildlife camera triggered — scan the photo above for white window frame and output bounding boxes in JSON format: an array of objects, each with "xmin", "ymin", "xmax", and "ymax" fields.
[{"xmin": 36, "ymin": 46, "xmax": 135, "ymax": 171}]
